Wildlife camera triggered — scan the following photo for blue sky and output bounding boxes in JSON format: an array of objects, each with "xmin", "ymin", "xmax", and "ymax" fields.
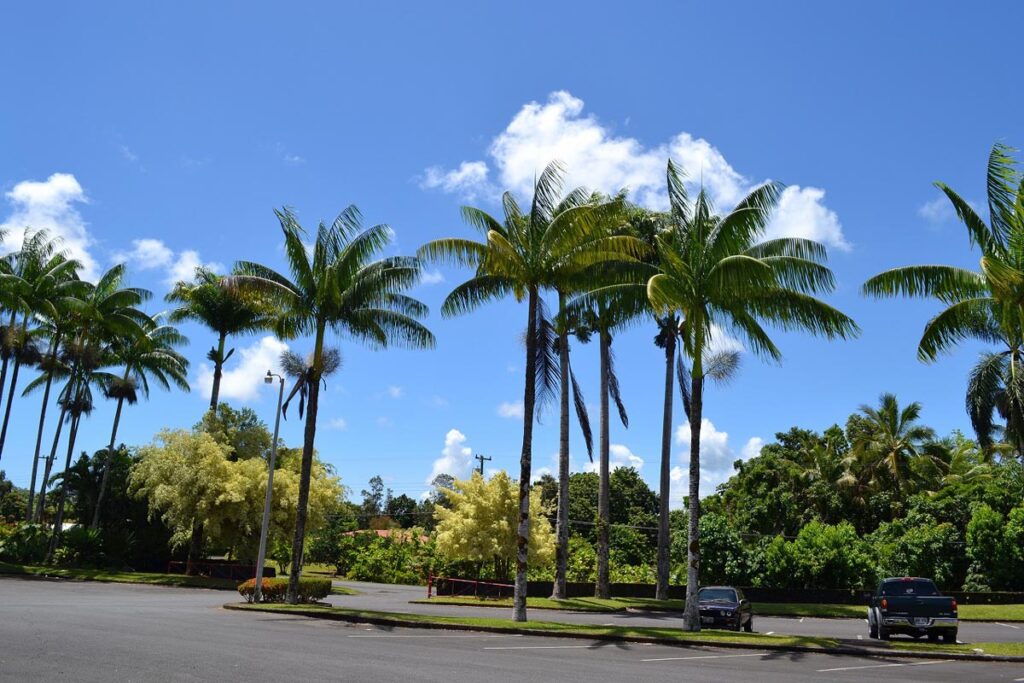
[{"xmin": 2, "ymin": 2, "xmax": 1023, "ymax": 506}]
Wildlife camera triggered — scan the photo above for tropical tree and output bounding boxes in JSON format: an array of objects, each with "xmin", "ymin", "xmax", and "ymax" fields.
[
  {"xmin": 863, "ymin": 143, "xmax": 1024, "ymax": 454},
  {"xmin": 91, "ymin": 314, "xmax": 190, "ymax": 528},
  {"xmin": 420, "ymin": 162, "xmax": 642, "ymax": 621},
  {"xmin": 636, "ymin": 160, "xmax": 857, "ymax": 630},
  {"xmin": 229, "ymin": 206, "xmax": 434, "ymax": 603},
  {"xmin": 849, "ymin": 393, "xmax": 939, "ymax": 501},
  {"xmin": 166, "ymin": 266, "xmax": 271, "ymax": 410}
]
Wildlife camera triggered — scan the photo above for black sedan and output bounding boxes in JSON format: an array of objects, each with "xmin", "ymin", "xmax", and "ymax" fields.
[{"xmin": 697, "ymin": 586, "xmax": 754, "ymax": 631}]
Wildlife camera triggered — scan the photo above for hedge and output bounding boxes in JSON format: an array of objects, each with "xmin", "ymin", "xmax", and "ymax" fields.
[{"xmin": 237, "ymin": 577, "xmax": 332, "ymax": 604}]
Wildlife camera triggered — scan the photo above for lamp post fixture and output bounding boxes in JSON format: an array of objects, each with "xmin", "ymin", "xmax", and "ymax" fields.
[{"xmin": 254, "ymin": 370, "xmax": 285, "ymax": 603}]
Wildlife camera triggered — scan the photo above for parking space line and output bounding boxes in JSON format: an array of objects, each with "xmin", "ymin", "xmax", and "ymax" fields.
[
  {"xmin": 641, "ymin": 652, "xmax": 765, "ymax": 662},
  {"xmin": 995, "ymin": 622, "xmax": 1021, "ymax": 630},
  {"xmin": 817, "ymin": 659, "xmax": 948, "ymax": 673},
  {"xmin": 348, "ymin": 634, "xmax": 523, "ymax": 639},
  {"xmin": 483, "ymin": 645, "xmax": 596, "ymax": 650}
]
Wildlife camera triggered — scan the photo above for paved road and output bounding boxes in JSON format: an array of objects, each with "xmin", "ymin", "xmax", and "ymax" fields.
[
  {"xmin": 2, "ymin": 577, "xmax": 1023, "ymax": 682},
  {"xmin": 334, "ymin": 580, "xmax": 1024, "ymax": 644}
]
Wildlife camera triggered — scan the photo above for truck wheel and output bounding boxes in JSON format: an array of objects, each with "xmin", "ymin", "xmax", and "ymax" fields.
[
  {"xmin": 869, "ymin": 621, "xmax": 878, "ymax": 639},
  {"xmin": 927, "ymin": 633, "xmax": 939, "ymax": 643},
  {"xmin": 943, "ymin": 630, "xmax": 957, "ymax": 644}
]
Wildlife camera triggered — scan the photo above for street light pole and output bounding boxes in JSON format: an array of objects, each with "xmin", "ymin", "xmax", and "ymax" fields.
[{"xmin": 254, "ymin": 370, "xmax": 285, "ymax": 603}]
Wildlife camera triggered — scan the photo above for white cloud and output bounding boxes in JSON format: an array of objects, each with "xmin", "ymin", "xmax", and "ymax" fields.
[
  {"xmin": 425, "ymin": 428, "xmax": 474, "ymax": 483},
  {"xmin": 419, "ymin": 269, "xmax": 445, "ymax": 285},
  {"xmin": 422, "ymin": 91, "xmax": 848, "ymax": 250},
  {"xmin": 420, "ymin": 161, "xmax": 491, "ymax": 199},
  {"xmin": 497, "ymin": 400, "xmax": 525, "ymax": 418},
  {"xmin": 376, "ymin": 416, "xmax": 394, "ymax": 428},
  {"xmin": 283, "ymin": 153, "xmax": 305, "ymax": 165},
  {"xmin": 583, "ymin": 443, "xmax": 644, "ymax": 474},
  {"xmin": 386, "ymin": 385, "xmax": 404, "ymax": 399},
  {"xmin": 429, "ymin": 395, "xmax": 449, "ymax": 408},
  {"xmin": 532, "ymin": 466, "xmax": 553, "ymax": 483},
  {"xmin": 119, "ymin": 145, "xmax": 139, "ymax": 164},
  {"xmin": 0, "ymin": 173, "xmax": 99, "ymax": 280},
  {"xmin": 918, "ymin": 196, "xmax": 953, "ymax": 225},
  {"xmin": 196, "ymin": 335, "xmax": 288, "ymax": 404},
  {"xmin": 112, "ymin": 238, "xmax": 223, "ymax": 288},
  {"xmin": 672, "ymin": 418, "xmax": 762, "ymax": 506},
  {"xmin": 329, "ymin": 417, "xmax": 348, "ymax": 431}
]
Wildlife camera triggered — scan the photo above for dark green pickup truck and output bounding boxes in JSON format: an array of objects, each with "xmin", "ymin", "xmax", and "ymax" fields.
[{"xmin": 868, "ymin": 577, "xmax": 958, "ymax": 643}]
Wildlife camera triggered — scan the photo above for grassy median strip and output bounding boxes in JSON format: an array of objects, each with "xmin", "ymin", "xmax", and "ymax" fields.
[
  {"xmin": 891, "ymin": 641, "xmax": 1024, "ymax": 657},
  {"xmin": 412, "ymin": 595, "xmax": 1024, "ymax": 621},
  {"xmin": 0, "ymin": 561, "xmax": 238, "ymax": 589}
]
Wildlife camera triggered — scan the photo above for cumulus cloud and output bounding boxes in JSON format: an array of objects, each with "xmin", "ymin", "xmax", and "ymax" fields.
[
  {"xmin": 386, "ymin": 386, "xmax": 404, "ymax": 399},
  {"xmin": 112, "ymin": 238, "xmax": 223, "ymax": 288},
  {"xmin": 422, "ymin": 91, "xmax": 848, "ymax": 250},
  {"xmin": 425, "ymin": 428, "xmax": 474, "ymax": 484},
  {"xmin": 419, "ymin": 269, "xmax": 445, "ymax": 285},
  {"xmin": 583, "ymin": 443, "xmax": 644, "ymax": 474},
  {"xmin": 671, "ymin": 418, "xmax": 763, "ymax": 508},
  {"xmin": 497, "ymin": 400, "xmax": 525, "ymax": 418},
  {"xmin": 0, "ymin": 173, "xmax": 99, "ymax": 280},
  {"xmin": 196, "ymin": 335, "xmax": 288, "ymax": 403},
  {"xmin": 918, "ymin": 195, "xmax": 960, "ymax": 225},
  {"xmin": 329, "ymin": 417, "xmax": 348, "ymax": 431}
]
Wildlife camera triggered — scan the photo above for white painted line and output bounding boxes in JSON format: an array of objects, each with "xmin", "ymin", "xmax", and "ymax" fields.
[
  {"xmin": 349, "ymin": 634, "xmax": 522, "ymax": 639},
  {"xmin": 817, "ymin": 660, "xmax": 949, "ymax": 673},
  {"xmin": 996, "ymin": 622, "xmax": 1021, "ymax": 630},
  {"xmin": 856, "ymin": 635, "xmax": 863, "ymax": 640},
  {"xmin": 483, "ymin": 645, "xmax": 596, "ymax": 650},
  {"xmin": 764, "ymin": 631, "xmax": 774, "ymax": 635},
  {"xmin": 799, "ymin": 617, "xmax": 804, "ymax": 623},
  {"xmin": 602, "ymin": 623, "xmax": 615, "ymax": 626},
  {"xmin": 642, "ymin": 653, "xmax": 766, "ymax": 663}
]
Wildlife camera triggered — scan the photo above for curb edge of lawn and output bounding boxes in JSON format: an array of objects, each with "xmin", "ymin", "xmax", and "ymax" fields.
[{"xmin": 222, "ymin": 603, "xmax": 1024, "ymax": 663}]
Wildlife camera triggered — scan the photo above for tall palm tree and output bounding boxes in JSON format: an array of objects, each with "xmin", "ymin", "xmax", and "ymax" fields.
[
  {"xmin": 421, "ymin": 163, "xmax": 641, "ymax": 621},
  {"xmin": 850, "ymin": 393, "xmax": 938, "ymax": 500},
  {"xmin": 91, "ymin": 313, "xmax": 190, "ymax": 528},
  {"xmin": 166, "ymin": 266, "xmax": 271, "ymax": 410},
  {"xmin": 230, "ymin": 206, "xmax": 434, "ymax": 603},
  {"xmin": 863, "ymin": 143, "xmax": 1024, "ymax": 454},
  {"xmin": 0, "ymin": 238, "xmax": 81, "ymax": 462},
  {"xmin": 629, "ymin": 161, "xmax": 856, "ymax": 630}
]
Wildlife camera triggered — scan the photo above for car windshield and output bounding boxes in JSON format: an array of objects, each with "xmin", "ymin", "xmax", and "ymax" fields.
[
  {"xmin": 880, "ymin": 580, "xmax": 939, "ymax": 597},
  {"xmin": 698, "ymin": 588, "xmax": 737, "ymax": 602}
]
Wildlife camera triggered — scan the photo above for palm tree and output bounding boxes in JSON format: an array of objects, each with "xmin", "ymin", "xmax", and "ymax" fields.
[
  {"xmin": 421, "ymin": 163, "xmax": 641, "ymax": 621},
  {"xmin": 638, "ymin": 160, "xmax": 856, "ymax": 630},
  {"xmin": 166, "ymin": 266, "xmax": 271, "ymax": 410},
  {"xmin": 230, "ymin": 206, "xmax": 434, "ymax": 603},
  {"xmin": 90, "ymin": 314, "xmax": 190, "ymax": 528},
  {"xmin": 863, "ymin": 144, "xmax": 1024, "ymax": 453},
  {"xmin": 849, "ymin": 393, "xmax": 938, "ymax": 501}
]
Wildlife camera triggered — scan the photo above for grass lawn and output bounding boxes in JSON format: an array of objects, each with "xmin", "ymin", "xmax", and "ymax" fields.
[
  {"xmin": 230, "ymin": 602, "xmax": 836, "ymax": 649},
  {"xmin": 0, "ymin": 561, "xmax": 238, "ymax": 589},
  {"xmin": 892, "ymin": 640, "xmax": 1024, "ymax": 657},
  {"xmin": 414, "ymin": 595, "xmax": 1024, "ymax": 622}
]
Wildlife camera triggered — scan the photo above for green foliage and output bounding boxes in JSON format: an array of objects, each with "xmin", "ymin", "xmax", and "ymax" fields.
[
  {"xmin": 197, "ymin": 405, "xmax": 272, "ymax": 461},
  {"xmin": 347, "ymin": 534, "xmax": 428, "ymax": 585},
  {"xmin": 0, "ymin": 523, "xmax": 49, "ymax": 564},
  {"xmin": 966, "ymin": 504, "xmax": 1024, "ymax": 591},
  {"xmin": 0, "ymin": 470, "xmax": 28, "ymax": 522},
  {"xmin": 694, "ymin": 513, "xmax": 751, "ymax": 585},
  {"xmin": 752, "ymin": 522, "xmax": 876, "ymax": 589},
  {"xmin": 870, "ymin": 516, "xmax": 965, "ymax": 589},
  {"xmin": 238, "ymin": 577, "xmax": 331, "ymax": 603},
  {"xmin": 53, "ymin": 526, "xmax": 105, "ymax": 568}
]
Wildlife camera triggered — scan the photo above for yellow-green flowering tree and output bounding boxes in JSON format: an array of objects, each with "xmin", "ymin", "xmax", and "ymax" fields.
[
  {"xmin": 130, "ymin": 430, "xmax": 342, "ymax": 561},
  {"xmin": 434, "ymin": 471, "xmax": 554, "ymax": 580}
]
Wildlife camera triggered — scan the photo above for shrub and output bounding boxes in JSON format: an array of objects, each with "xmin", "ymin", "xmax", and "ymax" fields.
[
  {"xmin": 237, "ymin": 577, "xmax": 332, "ymax": 603},
  {"xmin": 0, "ymin": 523, "xmax": 49, "ymax": 564},
  {"xmin": 53, "ymin": 526, "xmax": 105, "ymax": 568}
]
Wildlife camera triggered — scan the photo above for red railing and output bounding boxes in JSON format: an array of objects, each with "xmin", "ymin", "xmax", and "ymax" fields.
[{"xmin": 427, "ymin": 575, "xmax": 514, "ymax": 600}]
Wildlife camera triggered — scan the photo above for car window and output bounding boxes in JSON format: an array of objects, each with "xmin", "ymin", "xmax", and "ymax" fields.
[
  {"xmin": 880, "ymin": 580, "xmax": 939, "ymax": 596},
  {"xmin": 698, "ymin": 588, "xmax": 737, "ymax": 602}
]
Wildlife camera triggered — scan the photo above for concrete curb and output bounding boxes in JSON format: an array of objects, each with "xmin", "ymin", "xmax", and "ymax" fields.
[{"xmin": 223, "ymin": 603, "xmax": 1024, "ymax": 663}]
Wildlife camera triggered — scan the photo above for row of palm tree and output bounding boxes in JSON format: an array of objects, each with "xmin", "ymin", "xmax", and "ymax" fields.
[{"xmin": 0, "ymin": 232, "xmax": 190, "ymax": 559}]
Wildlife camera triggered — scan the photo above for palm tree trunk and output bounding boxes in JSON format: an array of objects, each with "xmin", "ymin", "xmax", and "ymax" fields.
[
  {"xmin": 682, "ymin": 358, "xmax": 704, "ymax": 632},
  {"xmin": 210, "ymin": 332, "xmax": 227, "ymax": 410},
  {"xmin": 36, "ymin": 403, "xmax": 68, "ymax": 522},
  {"xmin": 46, "ymin": 411, "xmax": 82, "ymax": 562},
  {"xmin": 551, "ymin": 291, "xmax": 570, "ymax": 600},
  {"xmin": 512, "ymin": 287, "xmax": 539, "ymax": 623},
  {"xmin": 26, "ymin": 337, "xmax": 58, "ymax": 521},
  {"xmin": 0, "ymin": 355, "xmax": 23, "ymax": 464},
  {"xmin": 0, "ymin": 313, "xmax": 17, "ymax": 422},
  {"xmin": 595, "ymin": 331, "xmax": 611, "ymax": 600},
  {"xmin": 287, "ymin": 324, "xmax": 325, "ymax": 604},
  {"xmin": 91, "ymin": 389, "xmax": 127, "ymax": 529},
  {"xmin": 655, "ymin": 327, "xmax": 675, "ymax": 601}
]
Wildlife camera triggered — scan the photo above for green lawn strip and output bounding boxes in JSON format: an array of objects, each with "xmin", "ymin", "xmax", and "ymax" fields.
[
  {"xmin": 0, "ymin": 561, "xmax": 238, "ymax": 589},
  {"xmin": 331, "ymin": 585, "xmax": 358, "ymax": 596},
  {"xmin": 413, "ymin": 596, "xmax": 1024, "ymax": 622}
]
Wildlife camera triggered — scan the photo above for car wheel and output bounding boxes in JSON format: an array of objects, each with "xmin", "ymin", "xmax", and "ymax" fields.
[
  {"xmin": 743, "ymin": 617, "xmax": 753, "ymax": 633},
  {"xmin": 878, "ymin": 625, "xmax": 890, "ymax": 641},
  {"xmin": 943, "ymin": 630, "xmax": 957, "ymax": 644}
]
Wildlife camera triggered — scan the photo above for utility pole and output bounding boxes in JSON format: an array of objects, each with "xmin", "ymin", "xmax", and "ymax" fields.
[{"xmin": 474, "ymin": 453, "xmax": 492, "ymax": 476}]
